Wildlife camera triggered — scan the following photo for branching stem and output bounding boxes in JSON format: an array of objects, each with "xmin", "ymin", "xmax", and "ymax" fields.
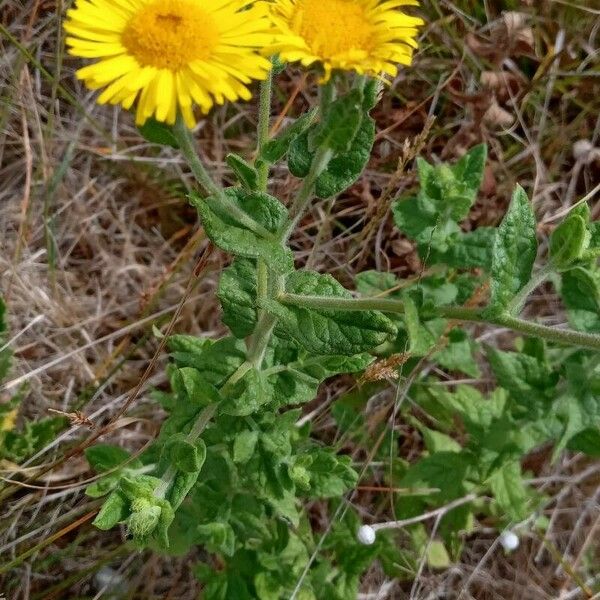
[{"xmin": 279, "ymin": 293, "xmax": 600, "ymax": 352}]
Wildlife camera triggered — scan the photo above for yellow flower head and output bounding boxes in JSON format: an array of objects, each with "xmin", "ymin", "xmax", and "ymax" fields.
[
  {"xmin": 64, "ymin": 0, "xmax": 275, "ymax": 127},
  {"xmin": 266, "ymin": 0, "xmax": 423, "ymax": 80}
]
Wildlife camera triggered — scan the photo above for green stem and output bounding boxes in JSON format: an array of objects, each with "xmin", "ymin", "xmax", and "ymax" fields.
[
  {"xmin": 155, "ymin": 402, "xmax": 220, "ymax": 499},
  {"xmin": 279, "ymin": 293, "xmax": 600, "ymax": 352},
  {"xmin": 256, "ymin": 67, "xmax": 273, "ymax": 192},
  {"xmin": 174, "ymin": 115, "xmax": 275, "ymax": 241},
  {"xmin": 173, "ymin": 115, "xmax": 220, "ymax": 196},
  {"xmin": 281, "ymin": 293, "xmax": 405, "ymax": 313},
  {"xmin": 279, "ymin": 146, "xmax": 333, "ymax": 243},
  {"xmin": 506, "ymin": 264, "xmax": 554, "ymax": 316}
]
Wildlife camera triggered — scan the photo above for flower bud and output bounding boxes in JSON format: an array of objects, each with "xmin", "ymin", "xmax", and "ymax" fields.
[
  {"xmin": 500, "ymin": 530, "xmax": 519, "ymax": 552},
  {"xmin": 357, "ymin": 524, "xmax": 376, "ymax": 545},
  {"xmin": 128, "ymin": 501, "xmax": 162, "ymax": 537}
]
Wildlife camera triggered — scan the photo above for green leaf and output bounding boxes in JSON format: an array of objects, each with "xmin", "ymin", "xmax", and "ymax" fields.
[
  {"xmin": 560, "ymin": 267, "xmax": 600, "ymax": 333},
  {"xmin": 436, "ymin": 385, "xmax": 507, "ymax": 433},
  {"xmin": 233, "ymin": 430, "xmax": 259, "ymax": 463},
  {"xmin": 426, "ymin": 541, "xmax": 451, "ymax": 569},
  {"xmin": 167, "ymin": 335, "xmax": 211, "ymax": 366},
  {"xmin": 362, "ymin": 79, "xmax": 382, "ymax": 110},
  {"xmin": 417, "ymin": 423, "xmax": 462, "ymax": 453},
  {"xmin": 402, "ymin": 293, "xmax": 439, "ymax": 356},
  {"xmin": 486, "ymin": 347, "xmax": 558, "ymax": 405},
  {"xmin": 488, "ymin": 461, "xmax": 530, "ymax": 521},
  {"xmin": 226, "ymin": 153, "xmax": 258, "ymax": 191},
  {"xmin": 93, "ymin": 490, "xmax": 130, "ymax": 530},
  {"xmin": 452, "ymin": 144, "xmax": 487, "ymax": 202},
  {"xmin": 431, "ymin": 228, "xmax": 495, "ymax": 270},
  {"xmin": 392, "ymin": 196, "xmax": 436, "ymax": 242},
  {"xmin": 197, "ymin": 521, "xmax": 236, "ymax": 557},
  {"xmin": 303, "ymin": 450, "xmax": 358, "ymax": 498},
  {"xmin": 186, "ymin": 337, "xmax": 247, "ymax": 388},
  {"xmin": 217, "ymin": 259, "xmax": 257, "ymax": 339},
  {"xmin": 314, "ymin": 89, "xmax": 364, "ymax": 153},
  {"xmin": 434, "ymin": 328, "xmax": 481, "ymax": 378},
  {"xmin": 401, "ymin": 452, "xmax": 471, "ymax": 501},
  {"xmin": 355, "ymin": 271, "xmax": 399, "ymax": 297},
  {"xmin": 191, "ymin": 188, "xmax": 292, "ymax": 273},
  {"xmin": 269, "ymin": 353, "xmax": 373, "ymax": 407},
  {"xmin": 261, "ymin": 109, "xmax": 317, "ymax": 164},
  {"xmin": 138, "ymin": 118, "xmax": 179, "ymax": 148},
  {"xmin": 550, "ymin": 214, "xmax": 587, "ymax": 270},
  {"xmin": 589, "ymin": 221, "xmax": 600, "ymax": 249},
  {"xmin": 221, "ymin": 368, "xmax": 273, "ymax": 416},
  {"xmin": 315, "ymin": 115, "xmax": 375, "ymax": 199},
  {"xmin": 168, "ymin": 471, "xmax": 201, "ymax": 510},
  {"xmin": 85, "ymin": 444, "xmax": 131, "ymax": 472},
  {"xmin": 262, "ymin": 271, "xmax": 397, "ymax": 356},
  {"xmin": 86, "ymin": 474, "xmax": 122, "ymax": 498},
  {"xmin": 175, "ymin": 367, "xmax": 219, "ymax": 407},
  {"xmin": 288, "ymin": 128, "xmax": 312, "ymax": 179},
  {"xmin": 255, "ymin": 572, "xmax": 284, "ymax": 600},
  {"xmin": 165, "ymin": 435, "xmax": 207, "ymax": 473},
  {"xmin": 487, "ymin": 186, "xmax": 538, "ymax": 315},
  {"xmin": 567, "ymin": 428, "xmax": 600, "ymax": 457}
]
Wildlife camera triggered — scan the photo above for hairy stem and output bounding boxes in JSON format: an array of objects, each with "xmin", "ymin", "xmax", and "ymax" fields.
[
  {"xmin": 279, "ymin": 146, "xmax": 333, "ymax": 243},
  {"xmin": 174, "ymin": 116, "xmax": 274, "ymax": 240},
  {"xmin": 173, "ymin": 115, "xmax": 220, "ymax": 197},
  {"xmin": 506, "ymin": 264, "xmax": 554, "ymax": 316},
  {"xmin": 256, "ymin": 67, "xmax": 273, "ymax": 192},
  {"xmin": 279, "ymin": 293, "xmax": 600, "ymax": 352},
  {"xmin": 155, "ymin": 402, "xmax": 220, "ymax": 499}
]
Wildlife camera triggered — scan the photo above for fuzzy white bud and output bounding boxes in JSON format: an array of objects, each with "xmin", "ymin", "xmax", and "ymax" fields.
[
  {"xmin": 357, "ymin": 524, "xmax": 376, "ymax": 545},
  {"xmin": 573, "ymin": 139, "xmax": 594, "ymax": 162},
  {"xmin": 500, "ymin": 530, "xmax": 520, "ymax": 552}
]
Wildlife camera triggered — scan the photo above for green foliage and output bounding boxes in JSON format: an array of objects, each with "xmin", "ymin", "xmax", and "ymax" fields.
[
  {"xmin": 88, "ymin": 68, "xmax": 600, "ymax": 597},
  {"xmin": 226, "ymin": 153, "xmax": 259, "ymax": 191},
  {"xmin": 261, "ymin": 271, "xmax": 397, "ymax": 355},
  {"xmin": 288, "ymin": 88, "xmax": 376, "ymax": 199},
  {"xmin": 487, "ymin": 186, "xmax": 537, "ymax": 315},
  {"xmin": 137, "ymin": 117, "xmax": 179, "ymax": 148},
  {"xmin": 190, "ymin": 188, "xmax": 293, "ymax": 273},
  {"xmin": 550, "ymin": 213, "xmax": 588, "ymax": 270},
  {"xmin": 260, "ymin": 108, "xmax": 317, "ymax": 164},
  {"xmin": 393, "ymin": 144, "xmax": 489, "ymax": 267}
]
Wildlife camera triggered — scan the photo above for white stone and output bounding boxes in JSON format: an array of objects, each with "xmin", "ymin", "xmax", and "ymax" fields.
[{"xmin": 357, "ymin": 525, "xmax": 376, "ymax": 545}]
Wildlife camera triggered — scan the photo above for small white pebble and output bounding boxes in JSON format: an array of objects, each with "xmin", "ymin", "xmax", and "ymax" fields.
[
  {"xmin": 357, "ymin": 524, "xmax": 376, "ymax": 545},
  {"xmin": 499, "ymin": 530, "xmax": 520, "ymax": 552}
]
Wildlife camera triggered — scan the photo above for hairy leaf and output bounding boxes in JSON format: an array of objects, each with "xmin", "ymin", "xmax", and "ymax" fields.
[
  {"xmin": 261, "ymin": 108, "xmax": 317, "ymax": 164},
  {"xmin": 315, "ymin": 116, "xmax": 375, "ymax": 199},
  {"xmin": 191, "ymin": 188, "xmax": 292, "ymax": 273},
  {"xmin": 488, "ymin": 186, "xmax": 537, "ymax": 315},
  {"xmin": 262, "ymin": 271, "xmax": 397, "ymax": 356},
  {"xmin": 550, "ymin": 214, "xmax": 587, "ymax": 270},
  {"xmin": 226, "ymin": 153, "xmax": 258, "ymax": 191},
  {"xmin": 488, "ymin": 461, "xmax": 530, "ymax": 521},
  {"xmin": 218, "ymin": 258, "xmax": 258, "ymax": 338},
  {"xmin": 138, "ymin": 118, "xmax": 179, "ymax": 148}
]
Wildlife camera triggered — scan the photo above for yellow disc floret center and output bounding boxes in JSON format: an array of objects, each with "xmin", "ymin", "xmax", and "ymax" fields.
[
  {"xmin": 122, "ymin": 0, "xmax": 218, "ymax": 70},
  {"xmin": 291, "ymin": 0, "xmax": 374, "ymax": 59}
]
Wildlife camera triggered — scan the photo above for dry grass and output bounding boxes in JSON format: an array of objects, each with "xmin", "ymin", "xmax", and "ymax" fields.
[{"xmin": 1, "ymin": 0, "xmax": 599, "ymax": 598}]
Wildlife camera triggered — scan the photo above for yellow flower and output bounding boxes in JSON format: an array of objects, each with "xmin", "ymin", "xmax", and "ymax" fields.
[
  {"xmin": 64, "ymin": 0, "xmax": 275, "ymax": 127},
  {"xmin": 265, "ymin": 0, "xmax": 423, "ymax": 80}
]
